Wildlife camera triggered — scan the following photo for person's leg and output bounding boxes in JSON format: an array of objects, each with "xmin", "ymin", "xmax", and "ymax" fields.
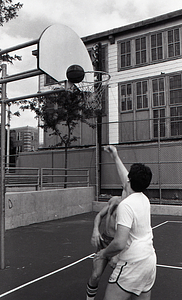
[
  {"xmin": 131, "ymin": 290, "xmax": 151, "ymax": 300},
  {"xmin": 104, "ymin": 283, "xmax": 132, "ymax": 300},
  {"xmin": 86, "ymin": 258, "xmax": 108, "ymax": 300}
]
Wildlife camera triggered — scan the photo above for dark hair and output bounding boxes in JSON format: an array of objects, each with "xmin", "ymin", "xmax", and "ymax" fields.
[{"xmin": 128, "ymin": 163, "xmax": 152, "ymax": 192}]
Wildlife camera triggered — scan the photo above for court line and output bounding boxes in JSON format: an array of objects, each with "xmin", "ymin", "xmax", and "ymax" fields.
[
  {"xmin": 152, "ymin": 220, "xmax": 182, "ymax": 229},
  {"xmin": 168, "ymin": 220, "xmax": 182, "ymax": 223},
  {"xmin": 0, "ymin": 253, "xmax": 95, "ymax": 298},
  {"xmin": 152, "ymin": 220, "xmax": 169, "ymax": 229},
  {"xmin": 157, "ymin": 264, "xmax": 182, "ymax": 270},
  {"xmin": 153, "ymin": 220, "xmax": 182, "ymax": 270}
]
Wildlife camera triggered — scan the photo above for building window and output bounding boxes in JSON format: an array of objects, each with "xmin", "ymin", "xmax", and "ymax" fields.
[
  {"xmin": 153, "ymin": 109, "xmax": 166, "ymax": 137},
  {"xmin": 152, "ymin": 78, "xmax": 165, "ymax": 107},
  {"xmin": 136, "ymin": 81, "xmax": 148, "ymax": 109},
  {"xmin": 151, "ymin": 33, "xmax": 163, "ymax": 61},
  {"xmin": 119, "ymin": 41, "xmax": 131, "ymax": 68},
  {"xmin": 119, "ymin": 83, "xmax": 132, "ymax": 111},
  {"xmin": 170, "ymin": 106, "xmax": 182, "ymax": 136},
  {"xmin": 168, "ymin": 28, "xmax": 180, "ymax": 57},
  {"xmin": 45, "ymin": 74, "xmax": 57, "ymax": 85},
  {"xmin": 16, "ymin": 145, "xmax": 22, "ymax": 153},
  {"xmin": 169, "ymin": 74, "xmax": 182, "ymax": 105},
  {"xmin": 16, "ymin": 131, "xmax": 23, "ymax": 141},
  {"xmin": 135, "ymin": 37, "xmax": 146, "ymax": 65}
]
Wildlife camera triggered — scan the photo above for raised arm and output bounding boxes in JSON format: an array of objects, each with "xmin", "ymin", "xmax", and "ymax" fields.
[{"xmin": 104, "ymin": 145, "xmax": 129, "ymax": 190}]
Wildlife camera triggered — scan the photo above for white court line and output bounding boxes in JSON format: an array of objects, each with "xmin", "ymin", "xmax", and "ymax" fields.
[
  {"xmin": 157, "ymin": 264, "xmax": 182, "ymax": 270},
  {"xmin": 168, "ymin": 220, "xmax": 182, "ymax": 223},
  {"xmin": 152, "ymin": 220, "xmax": 168, "ymax": 229},
  {"xmin": 0, "ymin": 253, "xmax": 95, "ymax": 298},
  {"xmin": 152, "ymin": 219, "xmax": 182, "ymax": 229}
]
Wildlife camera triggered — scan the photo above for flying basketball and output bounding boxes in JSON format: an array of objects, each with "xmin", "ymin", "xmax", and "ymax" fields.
[{"xmin": 66, "ymin": 64, "xmax": 85, "ymax": 83}]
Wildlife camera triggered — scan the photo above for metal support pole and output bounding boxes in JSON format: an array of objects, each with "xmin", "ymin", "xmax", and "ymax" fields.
[
  {"xmin": 158, "ymin": 118, "xmax": 162, "ymax": 203},
  {"xmin": 6, "ymin": 103, "xmax": 11, "ymax": 171},
  {"xmin": 0, "ymin": 64, "xmax": 7, "ymax": 269},
  {"xmin": 95, "ymin": 119, "xmax": 99, "ymax": 201}
]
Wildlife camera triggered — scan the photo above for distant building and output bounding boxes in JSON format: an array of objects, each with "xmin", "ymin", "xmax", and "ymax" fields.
[{"xmin": 10, "ymin": 126, "xmax": 39, "ymax": 153}]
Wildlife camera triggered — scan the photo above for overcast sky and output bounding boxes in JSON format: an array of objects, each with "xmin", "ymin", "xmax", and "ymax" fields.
[{"xmin": 1, "ymin": 0, "xmax": 182, "ymax": 128}]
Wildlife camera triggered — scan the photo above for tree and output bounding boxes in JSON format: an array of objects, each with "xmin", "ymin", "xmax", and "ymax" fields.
[
  {"xmin": 0, "ymin": 0, "xmax": 23, "ymax": 63},
  {"xmin": 18, "ymin": 87, "xmax": 97, "ymax": 187}
]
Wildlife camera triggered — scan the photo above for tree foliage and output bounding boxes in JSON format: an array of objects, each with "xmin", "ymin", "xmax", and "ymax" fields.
[
  {"xmin": 18, "ymin": 88, "xmax": 98, "ymax": 186},
  {"xmin": 0, "ymin": 0, "xmax": 23, "ymax": 63},
  {"xmin": 0, "ymin": 0, "xmax": 23, "ymax": 26},
  {"xmin": 19, "ymin": 88, "xmax": 96, "ymax": 149}
]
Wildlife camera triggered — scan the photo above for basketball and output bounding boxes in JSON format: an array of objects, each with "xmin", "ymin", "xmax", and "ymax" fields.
[{"xmin": 66, "ymin": 64, "xmax": 85, "ymax": 83}]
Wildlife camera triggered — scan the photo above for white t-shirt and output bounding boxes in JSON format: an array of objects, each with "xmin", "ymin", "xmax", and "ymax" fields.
[{"xmin": 116, "ymin": 192, "xmax": 155, "ymax": 262}]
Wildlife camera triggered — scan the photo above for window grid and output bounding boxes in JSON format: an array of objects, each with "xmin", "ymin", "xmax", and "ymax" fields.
[
  {"xmin": 170, "ymin": 106, "xmax": 182, "ymax": 136},
  {"xmin": 136, "ymin": 81, "xmax": 148, "ymax": 109},
  {"xmin": 120, "ymin": 41, "xmax": 131, "ymax": 68},
  {"xmin": 169, "ymin": 74, "xmax": 182, "ymax": 105},
  {"xmin": 153, "ymin": 109, "xmax": 166, "ymax": 137},
  {"xmin": 168, "ymin": 28, "xmax": 180, "ymax": 57},
  {"xmin": 152, "ymin": 78, "xmax": 165, "ymax": 107},
  {"xmin": 120, "ymin": 83, "xmax": 132, "ymax": 111},
  {"xmin": 118, "ymin": 26, "xmax": 182, "ymax": 70},
  {"xmin": 151, "ymin": 33, "xmax": 163, "ymax": 61},
  {"xmin": 135, "ymin": 37, "xmax": 146, "ymax": 65}
]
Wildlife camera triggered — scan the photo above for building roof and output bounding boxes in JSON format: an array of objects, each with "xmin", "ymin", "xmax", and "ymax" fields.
[
  {"xmin": 10, "ymin": 126, "xmax": 38, "ymax": 131},
  {"xmin": 82, "ymin": 9, "xmax": 182, "ymax": 43}
]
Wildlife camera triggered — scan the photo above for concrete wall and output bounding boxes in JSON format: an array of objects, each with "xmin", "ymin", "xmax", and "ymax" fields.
[
  {"xmin": 5, "ymin": 187, "xmax": 94, "ymax": 230},
  {"xmin": 92, "ymin": 201, "xmax": 182, "ymax": 216}
]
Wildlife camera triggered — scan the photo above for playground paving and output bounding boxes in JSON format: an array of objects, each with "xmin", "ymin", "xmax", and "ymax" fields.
[{"xmin": 0, "ymin": 212, "xmax": 181, "ymax": 299}]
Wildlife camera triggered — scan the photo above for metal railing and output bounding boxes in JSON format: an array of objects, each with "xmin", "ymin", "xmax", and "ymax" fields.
[
  {"xmin": 5, "ymin": 167, "xmax": 40, "ymax": 190},
  {"xmin": 4, "ymin": 167, "xmax": 90, "ymax": 190},
  {"xmin": 40, "ymin": 168, "xmax": 90, "ymax": 189}
]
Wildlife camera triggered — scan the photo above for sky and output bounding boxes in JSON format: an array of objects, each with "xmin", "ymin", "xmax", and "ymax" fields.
[{"xmin": 0, "ymin": 0, "xmax": 182, "ymax": 128}]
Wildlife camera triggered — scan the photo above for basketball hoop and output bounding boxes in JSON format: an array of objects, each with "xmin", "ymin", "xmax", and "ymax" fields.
[{"xmin": 67, "ymin": 70, "xmax": 111, "ymax": 112}]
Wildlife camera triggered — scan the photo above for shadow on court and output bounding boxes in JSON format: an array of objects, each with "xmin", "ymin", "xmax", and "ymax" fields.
[{"xmin": 0, "ymin": 212, "xmax": 181, "ymax": 299}]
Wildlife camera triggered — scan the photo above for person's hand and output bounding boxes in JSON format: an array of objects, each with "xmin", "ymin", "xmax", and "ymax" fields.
[
  {"xmin": 94, "ymin": 249, "xmax": 106, "ymax": 261},
  {"xmin": 91, "ymin": 231, "xmax": 103, "ymax": 248},
  {"xmin": 109, "ymin": 255, "xmax": 119, "ymax": 269},
  {"xmin": 104, "ymin": 145, "xmax": 118, "ymax": 160}
]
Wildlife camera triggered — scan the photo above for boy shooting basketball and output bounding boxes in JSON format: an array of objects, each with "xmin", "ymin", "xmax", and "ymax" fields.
[{"xmin": 94, "ymin": 145, "xmax": 156, "ymax": 300}]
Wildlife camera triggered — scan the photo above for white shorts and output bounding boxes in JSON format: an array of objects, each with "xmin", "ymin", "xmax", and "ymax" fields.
[{"xmin": 108, "ymin": 253, "xmax": 156, "ymax": 296}]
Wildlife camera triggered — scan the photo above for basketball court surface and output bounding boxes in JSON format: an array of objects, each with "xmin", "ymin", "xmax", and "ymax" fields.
[{"xmin": 0, "ymin": 212, "xmax": 181, "ymax": 300}]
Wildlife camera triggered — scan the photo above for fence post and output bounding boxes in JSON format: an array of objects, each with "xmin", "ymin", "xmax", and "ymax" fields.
[{"xmin": 158, "ymin": 118, "xmax": 162, "ymax": 203}]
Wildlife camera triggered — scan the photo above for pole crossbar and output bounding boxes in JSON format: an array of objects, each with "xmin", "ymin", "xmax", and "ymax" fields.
[
  {"xmin": 1, "ymin": 88, "xmax": 65, "ymax": 104},
  {"xmin": 0, "ymin": 39, "xmax": 39, "ymax": 55},
  {"xmin": 0, "ymin": 69, "xmax": 43, "ymax": 84}
]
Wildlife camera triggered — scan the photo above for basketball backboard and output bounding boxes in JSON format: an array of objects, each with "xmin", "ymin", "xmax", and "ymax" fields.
[{"xmin": 38, "ymin": 24, "xmax": 94, "ymax": 83}]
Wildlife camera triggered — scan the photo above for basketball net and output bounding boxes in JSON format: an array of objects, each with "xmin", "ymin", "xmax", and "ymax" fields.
[{"xmin": 67, "ymin": 71, "xmax": 110, "ymax": 112}]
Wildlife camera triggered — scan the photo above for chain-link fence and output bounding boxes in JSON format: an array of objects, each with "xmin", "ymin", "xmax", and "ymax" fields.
[
  {"xmin": 101, "ymin": 116, "xmax": 182, "ymax": 204},
  {"xmin": 5, "ymin": 116, "xmax": 182, "ymax": 204}
]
